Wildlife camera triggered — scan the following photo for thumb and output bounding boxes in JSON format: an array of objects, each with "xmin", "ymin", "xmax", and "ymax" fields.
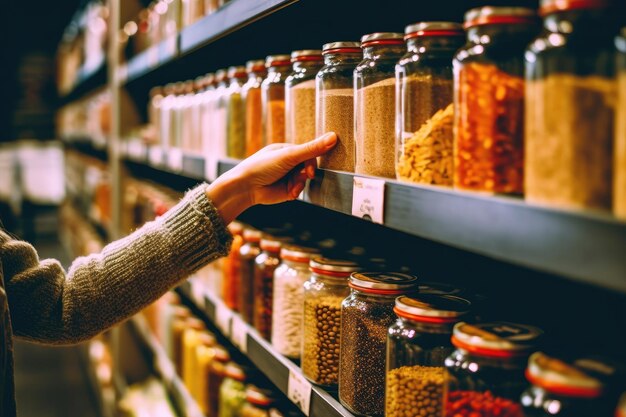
[{"xmin": 281, "ymin": 132, "xmax": 337, "ymax": 165}]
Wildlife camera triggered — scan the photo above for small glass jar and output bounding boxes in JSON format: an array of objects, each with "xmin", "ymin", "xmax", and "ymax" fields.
[
  {"xmin": 206, "ymin": 69, "xmax": 229, "ymax": 179},
  {"xmin": 302, "ymin": 257, "xmax": 360, "ymax": 387},
  {"xmin": 222, "ymin": 221, "xmax": 243, "ymax": 311},
  {"xmin": 354, "ymin": 33, "xmax": 405, "ymax": 178},
  {"xmin": 444, "ymin": 321, "xmax": 543, "ymax": 417},
  {"xmin": 271, "ymin": 245, "xmax": 319, "ymax": 359},
  {"xmin": 526, "ymin": 1, "xmax": 619, "ymax": 210},
  {"xmin": 173, "ymin": 316, "xmax": 205, "ymax": 375},
  {"xmin": 454, "ymin": 7, "xmax": 537, "ymax": 194},
  {"xmin": 200, "ymin": 73, "xmax": 216, "ymax": 153},
  {"xmin": 339, "ymin": 272, "xmax": 419, "ymax": 417},
  {"xmin": 238, "ymin": 228, "xmax": 262, "ymax": 323},
  {"xmin": 183, "ymin": 330, "xmax": 215, "ymax": 400},
  {"xmin": 396, "ymin": 22, "xmax": 465, "ymax": 186},
  {"xmin": 285, "ymin": 50, "xmax": 323, "ymax": 145},
  {"xmin": 196, "ymin": 345, "xmax": 230, "ymax": 417},
  {"xmin": 385, "ymin": 294, "xmax": 471, "ymax": 417},
  {"xmin": 617, "ymin": 28, "xmax": 626, "ymax": 218},
  {"xmin": 262, "ymin": 55, "xmax": 291, "ymax": 145},
  {"xmin": 159, "ymin": 83, "xmax": 177, "ymax": 161},
  {"xmin": 180, "ymin": 80, "xmax": 196, "ymax": 156},
  {"xmin": 241, "ymin": 386, "xmax": 275, "ymax": 417},
  {"xmin": 521, "ymin": 353, "xmax": 618, "ymax": 417},
  {"xmin": 243, "ymin": 60, "xmax": 267, "ymax": 157},
  {"xmin": 226, "ymin": 66, "xmax": 247, "ymax": 159},
  {"xmin": 252, "ymin": 237, "xmax": 282, "ymax": 340},
  {"xmin": 218, "ymin": 363, "xmax": 248, "ymax": 417},
  {"xmin": 148, "ymin": 86, "xmax": 163, "ymax": 147},
  {"xmin": 316, "ymin": 41, "xmax": 362, "ymax": 172}
]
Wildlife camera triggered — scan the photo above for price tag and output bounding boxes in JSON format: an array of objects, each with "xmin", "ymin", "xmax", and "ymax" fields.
[
  {"xmin": 168, "ymin": 147, "xmax": 183, "ymax": 171},
  {"xmin": 215, "ymin": 302, "xmax": 232, "ymax": 337},
  {"xmin": 287, "ymin": 370, "xmax": 312, "ymax": 416},
  {"xmin": 149, "ymin": 146, "xmax": 163, "ymax": 166},
  {"xmin": 231, "ymin": 315, "xmax": 248, "ymax": 353},
  {"xmin": 351, "ymin": 176, "xmax": 386, "ymax": 224}
]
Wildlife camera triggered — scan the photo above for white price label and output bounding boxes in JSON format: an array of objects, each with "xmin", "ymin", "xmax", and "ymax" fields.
[
  {"xmin": 287, "ymin": 370, "xmax": 312, "ymax": 416},
  {"xmin": 351, "ymin": 176, "xmax": 386, "ymax": 224},
  {"xmin": 168, "ymin": 148, "xmax": 183, "ymax": 171},
  {"xmin": 215, "ymin": 302, "xmax": 232, "ymax": 336},
  {"xmin": 149, "ymin": 146, "xmax": 163, "ymax": 166},
  {"xmin": 231, "ymin": 315, "xmax": 248, "ymax": 353}
]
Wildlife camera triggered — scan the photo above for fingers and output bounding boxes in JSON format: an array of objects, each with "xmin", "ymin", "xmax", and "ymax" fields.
[
  {"xmin": 304, "ymin": 157, "xmax": 317, "ymax": 179},
  {"xmin": 279, "ymin": 132, "xmax": 337, "ymax": 167}
]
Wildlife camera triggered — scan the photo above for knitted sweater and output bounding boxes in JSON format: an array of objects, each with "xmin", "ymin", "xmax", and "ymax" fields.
[{"xmin": 0, "ymin": 184, "xmax": 232, "ymax": 416}]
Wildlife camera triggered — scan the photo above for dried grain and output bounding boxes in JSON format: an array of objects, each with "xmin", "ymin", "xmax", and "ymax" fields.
[{"xmin": 318, "ymin": 88, "xmax": 354, "ymax": 171}]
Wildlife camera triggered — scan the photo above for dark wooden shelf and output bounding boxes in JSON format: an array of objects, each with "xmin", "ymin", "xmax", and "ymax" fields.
[{"xmin": 60, "ymin": 64, "xmax": 107, "ymax": 105}]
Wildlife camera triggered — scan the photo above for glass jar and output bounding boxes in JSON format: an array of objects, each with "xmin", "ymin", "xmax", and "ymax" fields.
[
  {"xmin": 226, "ymin": 66, "xmax": 247, "ymax": 159},
  {"xmin": 271, "ymin": 245, "xmax": 319, "ymax": 359},
  {"xmin": 444, "ymin": 321, "xmax": 543, "ymax": 417},
  {"xmin": 262, "ymin": 55, "xmax": 291, "ymax": 145},
  {"xmin": 526, "ymin": 1, "xmax": 619, "ymax": 210},
  {"xmin": 148, "ymin": 86, "xmax": 163, "ymax": 147},
  {"xmin": 168, "ymin": 81, "xmax": 186, "ymax": 167},
  {"xmin": 252, "ymin": 237, "xmax": 282, "ymax": 340},
  {"xmin": 617, "ymin": 28, "xmax": 626, "ymax": 218},
  {"xmin": 316, "ymin": 41, "xmax": 362, "ymax": 172},
  {"xmin": 183, "ymin": 330, "xmax": 215, "ymax": 400},
  {"xmin": 521, "ymin": 353, "xmax": 619, "ymax": 417},
  {"xmin": 453, "ymin": 7, "xmax": 537, "ymax": 194},
  {"xmin": 200, "ymin": 72, "xmax": 215, "ymax": 152},
  {"xmin": 302, "ymin": 257, "xmax": 360, "ymax": 387},
  {"xmin": 239, "ymin": 228, "xmax": 262, "ymax": 323},
  {"xmin": 180, "ymin": 80, "xmax": 196, "ymax": 156},
  {"xmin": 219, "ymin": 363, "xmax": 247, "ymax": 417},
  {"xmin": 396, "ymin": 22, "xmax": 465, "ymax": 186},
  {"xmin": 354, "ymin": 32, "xmax": 405, "ymax": 178},
  {"xmin": 199, "ymin": 345, "xmax": 230, "ymax": 417},
  {"xmin": 240, "ymin": 386, "xmax": 275, "ymax": 417},
  {"xmin": 159, "ymin": 83, "xmax": 177, "ymax": 162},
  {"xmin": 285, "ymin": 50, "xmax": 323, "ymax": 145},
  {"xmin": 206, "ymin": 69, "xmax": 229, "ymax": 179},
  {"xmin": 223, "ymin": 221, "xmax": 243, "ymax": 311},
  {"xmin": 243, "ymin": 60, "xmax": 267, "ymax": 157},
  {"xmin": 173, "ymin": 316, "xmax": 205, "ymax": 375},
  {"xmin": 386, "ymin": 295, "xmax": 471, "ymax": 417},
  {"xmin": 339, "ymin": 272, "xmax": 419, "ymax": 417}
]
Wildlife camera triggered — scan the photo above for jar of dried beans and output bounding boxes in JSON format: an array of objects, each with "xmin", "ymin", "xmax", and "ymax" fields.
[
  {"xmin": 386, "ymin": 294, "xmax": 472, "ymax": 417},
  {"xmin": 226, "ymin": 65, "xmax": 247, "ymax": 159},
  {"xmin": 252, "ymin": 236, "xmax": 282, "ymax": 340},
  {"xmin": 243, "ymin": 60, "xmax": 267, "ymax": 157},
  {"xmin": 339, "ymin": 272, "xmax": 419, "ymax": 416},
  {"xmin": 222, "ymin": 221, "xmax": 243, "ymax": 311},
  {"xmin": 315, "ymin": 41, "xmax": 361, "ymax": 172},
  {"xmin": 262, "ymin": 55, "xmax": 291, "ymax": 145},
  {"xmin": 239, "ymin": 228, "xmax": 262, "ymax": 323},
  {"xmin": 617, "ymin": 28, "xmax": 626, "ymax": 218},
  {"xmin": 355, "ymin": 32, "xmax": 405, "ymax": 178},
  {"xmin": 444, "ymin": 321, "xmax": 543, "ymax": 417},
  {"xmin": 285, "ymin": 50, "xmax": 323, "ymax": 145},
  {"xmin": 218, "ymin": 363, "xmax": 248, "ymax": 417},
  {"xmin": 526, "ymin": 1, "xmax": 620, "ymax": 211},
  {"xmin": 521, "ymin": 353, "xmax": 620, "ymax": 417},
  {"xmin": 453, "ymin": 7, "xmax": 537, "ymax": 194},
  {"xmin": 302, "ymin": 257, "xmax": 360, "ymax": 387},
  {"xmin": 240, "ymin": 386, "xmax": 276, "ymax": 417},
  {"xmin": 271, "ymin": 245, "xmax": 319, "ymax": 359},
  {"xmin": 396, "ymin": 22, "xmax": 464, "ymax": 186}
]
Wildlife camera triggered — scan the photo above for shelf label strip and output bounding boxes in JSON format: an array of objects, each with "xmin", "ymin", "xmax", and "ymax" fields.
[
  {"xmin": 287, "ymin": 369, "xmax": 312, "ymax": 416},
  {"xmin": 352, "ymin": 176, "xmax": 386, "ymax": 224}
]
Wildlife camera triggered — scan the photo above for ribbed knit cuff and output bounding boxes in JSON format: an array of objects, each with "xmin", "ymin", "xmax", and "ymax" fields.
[{"xmin": 160, "ymin": 184, "xmax": 233, "ymax": 274}]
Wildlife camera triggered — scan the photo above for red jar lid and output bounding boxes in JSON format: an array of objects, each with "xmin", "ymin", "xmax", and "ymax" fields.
[
  {"xmin": 260, "ymin": 237, "xmax": 282, "ymax": 253},
  {"xmin": 540, "ymin": 0, "xmax": 610, "ymax": 15},
  {"xmin": 404, "ymin": 22, "xmax": 465, "ymax": 39},
  {"xmin": 245, "ymin": 386, "xmax": 274, "ymax": 407},
  {"xmin": 215, "ymin": 69, "xmax": 228, "ymax": 83},
  {"xmin": 224, "ymin": 362, "xmax": 246, "ymax": 381},
  {"xmin": 227, "ymin": 65, "xmax": 246, "ymax": 79},
  {"xmin": 265, "ymin": 54, "xmax": 291, "ymax": 68},
  {"xmin": 464, "ymin": 6, "xmax": 536, "ymax": 28},
  {"xmin": 291, "ymin": 49, "xmax": 323, "ymax": 62},
  {"xmin": 246, "ymin": 59, "xmax": 266, "ymax": 73},
  {"xmin": 280, "ymin": 245, "xmax": 319, "ymax": 264},
  {"xmin": 394, "ymin": 294, "xmax": 471, "ymax": 324},
  {"xmin": 228, "ymin": 221, "xmax": 244, "ymax": 236},
  {"xmin": 213, "ymin": 346, "xmax": 230, "ymax": 362},
  {"xmin": 360, "ymin": 32, "xmax": 404, "ymax": 47},
  {"xmin": 322, "ymin": 41, "xmax": 361, "ymax": 55},
  {"xmin": 243, "ymin": 228, "xmax": 261, "ymax": 243},
  {"xmin": 310, "ymin": 256, "xmax": 360, "ymax": 278},
  {"xmin": 349, "ymin": 272, "xmax": 419, "ymax": 295},
  {"xmin": 452, "ymin": 322, "xmax": 543, "ymax": 358}
]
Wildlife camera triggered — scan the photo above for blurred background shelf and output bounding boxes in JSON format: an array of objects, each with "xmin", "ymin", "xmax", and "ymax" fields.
[{"xmin": 60, "ymin": 64, "xmax": 107, "ymax": 105}]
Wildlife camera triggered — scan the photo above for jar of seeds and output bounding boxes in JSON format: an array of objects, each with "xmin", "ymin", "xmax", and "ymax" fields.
[
  {"xmin": 338, "ymin": 272, "xmax": 419, "ymax": 416},
  {"xmin": 301, "ymin": 257, "xmax": 361, "ymax": 387},
  {"xmin": 316, "ymin": 41, "xmax": 362, "ymax": 172},
  {"xmin": 354, "ymin": 33, "xmax": 405, "ymax": 178},
  {"xmin": 262, "ymin": 54, "xmax": 291, "ymax": 145},
  {"xmin": 239, "ymin": 228, "xmax": 262, "ymax": 324},
  {"xmin": 285, "ymin": 50, "xmax": 323, "ymax": 145},
  {"xmin": 386, "ymin": 294, "xmax": 471, "ymax": 417},
  {"xmin": 252, "ymin": 236, "xmax": 283, "ymax": 340}
]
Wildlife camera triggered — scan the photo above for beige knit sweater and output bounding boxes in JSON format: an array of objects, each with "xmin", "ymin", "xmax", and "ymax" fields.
[{"xmin": 0, "ymin": 184, "xmax": 232, "ymax": 416}]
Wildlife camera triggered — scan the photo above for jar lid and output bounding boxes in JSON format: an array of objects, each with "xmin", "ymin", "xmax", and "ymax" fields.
[
  {"xmin": 185, "ymin": 317, "xmax": 206, "ymax": 330},
  {"xmin": 213, "ymin": 346, "xmax": 230, "ymax": 362},
  {"xmin": 205, "ymin": 73, "xmax": 215, "ymax": 85},
  {"xmin": 243, "ymin": 228, "xmax": 262, "ymax": 242},
  {"xmin": 149, "ymin": 86, "xmax": 163, "ymax": 96},
  {"xmin": 228, "ymin": 65, "xmax": 246, "ymax": 78},
  {"xmin": 174, "ymin": 81, "xmax": 186, "ymax": 94},
  {"xmin": 260, "ymin": 237, "xmax": 282, "ymax": 252},
  {"xmin": 464, "ymin": 7, "xmax": 536, "ymax": 28},
  {"xmin": 452, "ymin": 322, "xmax": 543, "ymax": 358},
  {"xmin": 349, "ymin": 272, "xmax": 419, "ymax": 294},
  {"xmin": 198, "ymin": 331, "xmax": 217, "ymax": 346},
  {"xmin": 193, "ymin": 76, "xmax": 205, "ymax": 90},
  {"xmin": 360, "ymin": 32, "xmax": 404, "ymax": 47},
  {"xmin": 419, "ymin": 281, "xmax": 465, "ymax": 296},
  {"xmin": 164, "ymin": 83, "xmax": 176, "ymax": 94},
  {"xmin": 281, "ymin": 245, "xmax": 319, "ymax": 263},
  {"xmin": 246, "ymin": 59, "xmax": 266, "ymax": 72},
  {"xmin": 526, "ymin": 352, "xmax": 609, "ymax": 398},
  {"xmin": 265, "ymin": 54, "xmax": 291, "ymax": 67},
  {"xmin": 310, "ymin": 256, "xmax": 360, "ymax": 277},
  {"xmin": 215, "ymin": 69, "xmax": 228, "ymax": 82},
  {"xmin": 291, "ymin": 49, "xmax": 323, "ymax": 62},
  {"xmin": 228, "ymin": 221, "xmax": 244, "ymax": 236},
  {"xmin": 322, "ymin": 41, "xmax": 361, "ymax": 54},
  {"xmin": 395, "ymin": 294, "xmax": 471, "ymax": 323},
  {"xmin": 539, "ymin": 0, "xmax": 610, "ymax": 15},
  {"xmin": 224, "ymin": 362, "xmax": 246, "ymax": 381},
  {"xmin": 245, "ymin": 385, "xmax": 274, "ymax": 406},
  {"xmin": 404, "ymin": 22, "xmax": 465, "ymax": 39}
]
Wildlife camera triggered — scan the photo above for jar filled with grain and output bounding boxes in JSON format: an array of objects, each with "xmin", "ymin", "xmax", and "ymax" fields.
[
  {"xmin": 240, "ymin": 386, "xmax": 275, "ymax": 417},
  {"xmin": 316, "ymin": 41, "xmax": 362, "ymax": 172},
  {"xmin": 252, "ymin": 236, "xmax": 283, "ymax": 340},
  {"xmin": 222, "ymin": 221, "xmax": 244, "ymax": 311},
  {"xmin": 386, "ymin": 294, "xmax": 471, "ymax": 417},
  {"xmin": 226, "ymin": 65, "xmax": 247, "ymax": 159},
  {"xmin": 355, "ymin": 32, "xmax": 405, "ymax": 178},
  {"xmin": 339, "ymin": 272, "xmax": 419, "ymax": 416},
  {"xmin": 444, "ymin": 322, "xmax": 543, "ymax": 417},
  {"xmin": 396, "ymin": 22, "xmax": 465, "ymax": 186},
  {"xmin": 302, "ymin": 257, "xmax": 361, "ymax": 387},
  {"xmin": 526, "ymin": 1, "xmax": 619, "ymax": 210},
  {"xmin": 243, "ymin": 60, "xmax": 267, "ymax": 157},
  {"xmin": 218, "ymin": 363, "xmax": 248, "ymax": 417},
  {"xmin": 285, "ymin": 50, "xmax": 323, "ymax": 145},
  {"xmin": 197, "ymin": 345, "xmax": 230, "ymax": 417},
  {"xmin": 454, "ymin": 7, "xmax": 537, "ymax": 194},
  {"xmin": 617, "ymin": 28, "xmax": 626, "ymax": 218},
  {"xmin": 238, "ymin": 228, "xmax": 262, "ymax": 323},
  {"xmin": 262, "ymin": 55, "xmax": 291, "ymax": 145}
]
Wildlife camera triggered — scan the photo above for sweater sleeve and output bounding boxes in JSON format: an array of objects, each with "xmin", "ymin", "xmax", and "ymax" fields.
[{"xmin": 0, "ymin": 184, "xmax": 232, "ymax": 345}]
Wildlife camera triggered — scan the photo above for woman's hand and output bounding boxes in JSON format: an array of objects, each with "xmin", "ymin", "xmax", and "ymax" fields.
[{"xmin": 206, "ymin": 132, "xmax": 337, "ymax": 224}]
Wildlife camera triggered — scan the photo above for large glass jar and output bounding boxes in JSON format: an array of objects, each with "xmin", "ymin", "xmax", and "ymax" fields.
[
  {"xmin": 262, "ymin": 55, "xmax": 291, "ymax": 145},
  {"xmin": 222, "ymin": 221, "xmax": 243, "ymax": 311},
  {"xmin": 200, "ymin": 73, "xmax": 216, "ymax": 159},
  {"xmin": 238, "ymin": 228, "xmax": 262, "ymax": 323},
  {"xmin": 526, "ymin": 1, "xmax": 619, "ymax": 210},
  {"xmin": 385, "ymin": 294, "xmax": 472, "ymax": 417},
  {"xmin": 183, "ymin": 330, "xmax": 215, "ymax": 400},
  {"xmin": 197, "ymin": 345, "xmax": 230, "ymax": 417},
  {"xmin": 396, "ymin": 22, "xmax": 465, "ymax": 186},
  {"xmin": 302, "ymin": 257, "xmax": 360, "ymax": 387},
  {"xmin": 453, "ymin": 7, "xmax": 537, "ymax": 194},
  {"xmin": 617, "ymin": 28, "xmax": 626, "ymax": 218},
  {"xmin": 218, "ymin": 363, "xmax": 247, "ymax": 417},
  {"xmin": 252, "ymin": 237, "xmax": 282, "ymax": 340},
  {"xmin": 206, "ymin": 69, "xmax": 229, "ymax": 180},
  {"xmin": 243, "ymin": 60, "xmax": 267, "ymax": 157},
  {"xmin": 316, "ymin": 41, "xmax": 362, "ymax": 172},
  {"xmin": 285, "ymin": 50, "xmax": 323, "ymax": 145},
  {"xmin": 173, "ymin": 316, "xmax": 205, "ymax": 375},
  {"xmin": 444, "ymin": 321, "xmax": 543, "ymax": 417},
  {"xmin": 521, "ymin": 353, "xmax": 619, "ymax": 417},
  {"xmin": 339, "ymin": 272, "xmax": 419, "ymax": 417},
  {"xmin": 240, "ymin": 386, "xmax": 275, "ymax": 417},
  {"xmin": 354, "ymin": 33, "xmax": 405, "ymax": 178},
  {"xmin": 271, "ymin": 245, "xmax": 319, "ymax": 359},
  {"xmin": 227, "ymin": 66, "xmax": 247, "ymax": 159}
]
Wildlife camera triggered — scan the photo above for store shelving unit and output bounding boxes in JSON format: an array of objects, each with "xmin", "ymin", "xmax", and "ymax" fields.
[
  {"xmin": 63, "ymin": 139, "xmax": 109, "ymax": 162},
  {"xmin": 60, "ymin": 64, "xmax": 107, "ymax": 105}
]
